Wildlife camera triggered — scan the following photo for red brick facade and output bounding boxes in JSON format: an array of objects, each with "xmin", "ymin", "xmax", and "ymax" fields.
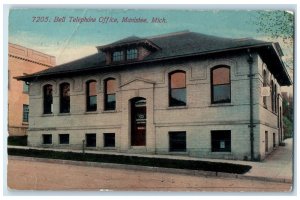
[{"xmin": 8, "ymin": 43, "xmax": 55, "ymax": 136}]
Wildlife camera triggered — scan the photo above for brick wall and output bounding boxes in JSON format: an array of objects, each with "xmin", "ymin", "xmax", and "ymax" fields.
[{"xmin": 8, "ymin": 43, "xmax": 55, "ymax": 136}]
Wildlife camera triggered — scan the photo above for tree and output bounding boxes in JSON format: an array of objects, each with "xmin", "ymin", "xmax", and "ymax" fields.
[
  {"xmin": 255, "ymin": 10, "xmax": 294, "ymax": 44},
  {"xmin": 282, "ymin": 96, "xmax": 294, "ymax": 138}
]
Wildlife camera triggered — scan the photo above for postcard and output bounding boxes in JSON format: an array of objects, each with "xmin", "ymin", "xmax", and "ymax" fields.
[{"xmin": 6, "ymin": 7, "xmax": 294, "ymax": 192}]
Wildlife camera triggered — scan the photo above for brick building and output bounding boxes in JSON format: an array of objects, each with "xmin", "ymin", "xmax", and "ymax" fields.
[
  {"xmin": 17, "ymin": 31, "xmax": 291, "ymax": 160},
  {"xmin": 8, "ymin": 43, "xmax": 55, "ymax": 136}
]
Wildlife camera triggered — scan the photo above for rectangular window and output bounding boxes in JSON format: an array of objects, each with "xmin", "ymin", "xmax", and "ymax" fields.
[
  {"xmin": 169, "ymin": 131, "xmax": 186, "ymax": 152},
  {"xmin": 211, "ymin": 67, "xmax": 231, "ymax": 104},
  {"xmin": 127, "ymin": 49, "xmax": 138, "ymax": 60},
  {"xmin": 23, "ymin": 104, "xmax": 29, "ymax": 123},
  {"xmin": 212, "ymin": 84, "xmax": 231, "ymax": 103},
  {"xmin": 105, "ymin": 94, "xmax": 116, "ymax": 110},
  {"xmin": 59, "ymin": 134, "xmax": 69, "ymax": 144},
  {"xmin": 23, "ymin": 81, "xmax": 29, "ymax": 93},
  {"xmin": 104, "ymin": 133, "xmax": 115, "ymax": 147},
  {"xmin": 112, "ymin": 51, "xmax": 124, "ymax": 62},
  {"xmin": 86, "ymin": 133, "xmax": 96, "ymax": 147},
  {"xmin": 211, "ymin": 130, "xmax": 231, "ymax": 152},
  {"xmin": 170, "ymin": 88, "xmax": 186, "ymax": 106},
  {"xmin": 169, "ymin": 71, "xmax": 186, "ymax": 107},
  {"xmin": 42, "ymin": 134, "xmax": 52, "ymax": 144}
]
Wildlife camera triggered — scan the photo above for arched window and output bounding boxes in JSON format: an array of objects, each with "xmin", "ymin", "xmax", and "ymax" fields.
[
  {"xmin": 43, "ymin": 84, "xmax": 53, "ymax": 114},
  {"xmin": 211, "ymin": 66, "xmax": 231, "ymax": 104},
  {"xmin": 263, "ymin": 69, "xmax": 268, "ymax": 107},
  {"xmin": 169, "ymin": 71, "xmax": 186, "ymax": 107},
  {"xmin": 274, "ymin": 84, "xmax": 277, "ymax": 113},
  {"xmin": 86, "ymin": 80, "xmax": 97, "ymax": 111},
  {"xmin": 104, "ymin": 78, "xmax": 116, "ymax": 110},
  {"xmin": 60, "ymin": 82, "xmax": 70, "ymax": 113},
  {"xmin": 271, "ymin": 80, "xmax": 274, "ymax": 112}
]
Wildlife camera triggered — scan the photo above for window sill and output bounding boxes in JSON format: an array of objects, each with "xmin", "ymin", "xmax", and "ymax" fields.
[
  {"xmin": 102, "ymin": 110, "xmax": 117, "ymax": 113},
  {"xmin": 41, "ymin": 144, "xmax": 53, "ymax": 147},
  {"xmin": 57, "ymin": 113, "xmax": 71, "ymax": 116},
  {"xmin": 167, "ymin": 106, "xmax": 188, "ymax": 110},
  {"xmin": 42, "ymin": 113, "xmax": 54, "ymax": 117},
  {"xmin": 169, "ymin": 151, "xmax": 188, "ymax": 155},
  {"xmin": 22, "ymin": 122, "xmax": 29, "ymax": 125},
  {"xmin": 211, "ymin": 151, "xmax": 231, "ymax": 154},
  {"xmin": 209, "ymin": 103, "xmax": 233, "ymax": 107},
  {"xmin": 103, "ymin": 147, "xmax": 116, "ymax": 150},
  {"xmin": 85, "ymin": 111, "xmax": 98, "ymax": 114},
  {"xmin": 85, "ymin": 146, "xmax": 97, "ymax": 150}
]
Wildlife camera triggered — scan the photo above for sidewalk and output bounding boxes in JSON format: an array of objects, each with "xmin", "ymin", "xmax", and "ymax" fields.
[{"xmin": 7, "ymin": 138, "xmax": 293, "ymax": 183}]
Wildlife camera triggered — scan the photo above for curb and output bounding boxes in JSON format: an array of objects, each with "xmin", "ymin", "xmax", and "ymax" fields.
[{"xmin": 8, "ymin": 155, "xmax": 292, "ymax": 184}]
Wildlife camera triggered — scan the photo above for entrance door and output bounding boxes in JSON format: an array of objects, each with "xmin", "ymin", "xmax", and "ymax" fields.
[{"xmin": 131, "ymin": 97, "xmax": 146, "ymax": 146}]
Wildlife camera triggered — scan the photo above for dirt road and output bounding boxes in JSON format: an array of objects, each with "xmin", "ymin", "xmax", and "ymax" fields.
[{"xmin": 7, "ymin": 159, "xmax": 292, "ymax": 192}]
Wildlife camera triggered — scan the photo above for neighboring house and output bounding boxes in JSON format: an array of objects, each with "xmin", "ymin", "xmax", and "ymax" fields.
[
  {"xmin": 8, "ymin": 43, "xmax": 55, "ymax": 136},
  {"xmin": 17, "ymin": 31, "xmax": 291, "ymax": 160}
]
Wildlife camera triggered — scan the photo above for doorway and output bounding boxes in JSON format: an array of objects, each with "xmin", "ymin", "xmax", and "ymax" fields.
[{"xmin": 131, "ymin": 97, "xmax": 146, "ymax": 146}]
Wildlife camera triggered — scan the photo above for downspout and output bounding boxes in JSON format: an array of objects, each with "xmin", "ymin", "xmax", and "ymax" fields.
[{"xmin": 247, "ymin": 49, "xmax": 255, "ymax": 161}]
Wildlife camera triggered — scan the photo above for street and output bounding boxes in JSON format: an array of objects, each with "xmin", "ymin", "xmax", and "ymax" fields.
[{"xmin": 7, "ymin": 159, "xmax": 292, "ymax": 192}]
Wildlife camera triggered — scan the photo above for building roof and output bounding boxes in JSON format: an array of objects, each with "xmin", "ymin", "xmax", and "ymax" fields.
[{"xmin": 16, "ymin": 31, "xmax": 292, "ymax": 86}]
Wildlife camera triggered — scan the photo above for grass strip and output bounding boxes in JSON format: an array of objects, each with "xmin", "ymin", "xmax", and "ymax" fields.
[{"xmin": 8, "ymin": 148, "xmax": 251, "ymax": 174}]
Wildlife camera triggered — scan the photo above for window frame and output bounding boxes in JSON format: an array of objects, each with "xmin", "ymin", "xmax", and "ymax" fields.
[
  {"xmin": 59, "ymin": 134, "xmax": 70, "ymax": 145},
  {"xmin": 103, "ymin": 133, "xmax": 116, "ymax": 147},
  {"xmin": 86, "ymin": 133, "xmax": 97, "ymax": 147},
  {"xmin": 168, "ymin": 70, "xmax": 187, "ymax": 107},
  {"xmin": 23, "ymin": 81, "xmax": 29, "ymax": 93},
  {"xmin": 211, "ymin": 66, "xmax": 231, "ymax": 104},
  {"xmin": 263, "ymin": 69, "xmax": 268, "ymax": 107},
  {"xmin": 169, "ymin": 131, "xmax": 187, "ymax": 152},
  {"xmin": 104, "ymin": 78, "xmax": 116, "ymax": 111},
  {"xmin": 270, "ymin": 80, "xmax": 275, "ymax": 112},
  {"xmin": 211, "ymin": 130, "xmax": 231, "ymax": 152},
  {"xmin": 42, "ymin": 134, "xmax": 52, "ymax": 145},
  {"xmin": 22, "ymin": 104, "xmax": 29, "ymax": 123},
  {"xmin": 59, "ymin": 82, "xmax": 70, "ymax": 113},
  {"xmin": 112, "ymin": 51, "xmax": 124, "ymax": 62},
  {"xmin": 43, "ymin": 84, "xmax": 53, "ymax": 114},
  {"xmin": 126, "ymin": 48, "xmax": 138, "ymax": 60},
  {"xmin": 86, "ymin": 80, "xmax": 97, "ymax": 112}
]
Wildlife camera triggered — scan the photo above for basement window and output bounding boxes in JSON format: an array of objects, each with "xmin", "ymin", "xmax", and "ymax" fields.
[
  {"xmin": 42, "ymin": 134, "xmax": 52, "ymax": 144},
  {"xmin": 211, "ymin": 130, "xmax": 231, "ymax": 152},
  {"xmin": 169, "ymin": 131, "xmax": 186, "ymax": 152},
  {"xmin": 104, "ymin": 133, "xmax": 115, "ymax": 147},
  {"xmin": 59, "ymin": 134, "xmax": 69, "ymax": 144},
  {"xmin": 86, "ymin": 133, "xmax": 96, "ymax": 147}
]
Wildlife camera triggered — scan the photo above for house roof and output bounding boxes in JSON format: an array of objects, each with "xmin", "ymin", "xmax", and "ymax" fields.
[{"xmin": 16, "ymin": 31, "xmax": 292, "ymax": 86}]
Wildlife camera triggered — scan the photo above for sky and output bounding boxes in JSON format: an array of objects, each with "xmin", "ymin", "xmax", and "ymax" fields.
[
  {"xmin": 8, "ymin": 9, "xmax": 289, "ymax": 62},
  {"xmin": 8, "ymin": 9, "xmax": 293, "ymax": 92}
]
